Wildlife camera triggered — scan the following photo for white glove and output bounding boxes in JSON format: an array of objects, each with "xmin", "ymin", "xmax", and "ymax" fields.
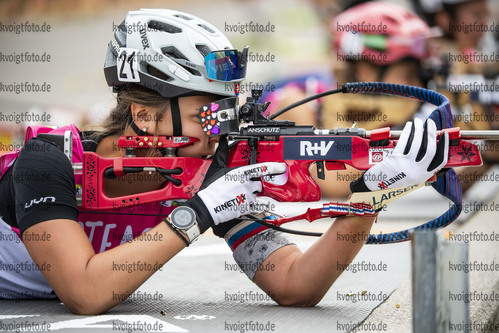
[
  {"xmin": 184, "ymin": 136, "xmax": 287, "ymax": 232},
  {"xmin": 197, "ymin": 162, "xmax": 287, "ymax": 225},
  {"xmin": 351, "ymin": 118, "xmax": 449, "ymax": 192}
]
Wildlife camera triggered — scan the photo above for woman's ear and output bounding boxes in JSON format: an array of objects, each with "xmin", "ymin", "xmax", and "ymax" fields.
[{"xmin": 130, "ymin": 103, "xmax": 156, "ymax": 133}]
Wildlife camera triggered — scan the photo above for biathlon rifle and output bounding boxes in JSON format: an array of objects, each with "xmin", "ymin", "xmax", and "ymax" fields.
[{"xmin": 77, "ymin": 82, "xmax": 499, "ymax": 243}]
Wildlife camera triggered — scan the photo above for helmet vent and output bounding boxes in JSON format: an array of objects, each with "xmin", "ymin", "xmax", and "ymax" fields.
[
  {"xmin": 174, "ymin": 14, "xmax": 193, "ymax": 21},
  {"xmin": 196, "ymin": 44, "xmax": 211, "ymax": 57},
  {"xmin": 161, "ymin": 46, "xmax": 201, "ymax": 77},
  {"xmin": 147, "ymin": 65, "xmax": 173, "ymax": 82},
  {"xmin": 148, "ymin": 20, "xmax": 182, "ymax": 34},
  {"xmin": 161, "ymin": 46, "xmax": 188, "ymax": 61},
  {"xmin": 197, "ymin": 24, "xmax": 215, "ymax": 34}
]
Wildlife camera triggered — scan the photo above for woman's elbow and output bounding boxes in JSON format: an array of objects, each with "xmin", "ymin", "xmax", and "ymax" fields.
[
  {"xmin": 59, "ymin": 288, "xmax": 113, "ymax": 315},
  {"xmin": 271, "ymin": 289, "xmax": 323, "ymax": 307}
]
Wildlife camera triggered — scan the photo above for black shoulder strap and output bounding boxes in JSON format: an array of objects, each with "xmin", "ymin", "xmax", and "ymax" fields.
[
  {"xmin": 170, "ymin": 97, "xmax": 182, "ymax": 136},
  {"xmin": 79, "ymin": 131, "xmax": 98, "ymax": 152},
  {"xmin": 36, "ymin": 134, "xmax": 65, "ymax": 150}
]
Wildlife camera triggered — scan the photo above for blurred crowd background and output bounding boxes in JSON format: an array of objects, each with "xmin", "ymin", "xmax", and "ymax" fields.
[
  {"xmin": 0, "ymin": 0, "xmax": 328, "ymax": 143},
  {"xmin": 0, "ymin": 0, "xmax": 497, "ymax": 196}
]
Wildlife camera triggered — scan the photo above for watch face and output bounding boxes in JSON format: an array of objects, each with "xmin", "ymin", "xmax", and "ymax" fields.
[{"xmin": 171, "ymin": 207, "xmax": 195, "ymax": 228}]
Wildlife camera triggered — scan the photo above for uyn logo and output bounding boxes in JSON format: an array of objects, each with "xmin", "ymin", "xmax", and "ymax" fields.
[
  {"xmin": 25, "ymin": 196, "xmax": 56, "ymax": 209},
  {"xmin": 300, "ymin": 141, "xmax": 334, "ymax": 157}
]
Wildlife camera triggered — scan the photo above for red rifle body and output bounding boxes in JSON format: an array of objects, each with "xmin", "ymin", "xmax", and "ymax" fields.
[{"xmin": 81, "ymin": 127, "xmax": 483, "ymax": 210}]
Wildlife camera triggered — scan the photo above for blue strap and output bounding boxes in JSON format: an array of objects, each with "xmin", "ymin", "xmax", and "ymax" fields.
[{"xmin": 343, "ymin": 82, "xmax": 463, "ymax": 244}]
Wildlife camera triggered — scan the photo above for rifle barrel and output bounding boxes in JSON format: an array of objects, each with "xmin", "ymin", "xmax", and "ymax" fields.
[
  {"xmin": 365, "ymin": 130, "xmax": 499, "ymax": 140},
  {"xmin": 459, "ymin": 130, "xmax": 499, "ymax": 140}
]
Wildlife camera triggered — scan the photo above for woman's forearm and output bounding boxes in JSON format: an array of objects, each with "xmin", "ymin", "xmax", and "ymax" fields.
[
  {"xmin": 24, "ymin": 219, "xmax": 186, "ymax": 315},
  {"xmin": 253, "ymin": 215, "xmax": 376, "ymax": 306}
]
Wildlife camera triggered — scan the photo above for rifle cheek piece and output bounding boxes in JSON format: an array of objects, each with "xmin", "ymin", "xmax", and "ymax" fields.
[{"xmin": 199, "ymin": 97, "xmax": 239, "ymax": 137}]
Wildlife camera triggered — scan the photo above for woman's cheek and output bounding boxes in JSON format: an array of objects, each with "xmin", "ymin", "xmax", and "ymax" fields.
[{"xmin": 179, "ymin": 142, "xmax": 204, "ymax": 158}]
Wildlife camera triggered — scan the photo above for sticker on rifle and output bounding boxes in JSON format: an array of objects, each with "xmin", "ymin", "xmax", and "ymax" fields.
[
  {"xmin": 369, "ymin": 148, "xmax": 393, "ymax": 164},
  {"xmin": 283, "ymin": 137, "xmax": 352, "ymax": 160},
  {"xmin": 117, "ymin": 48, "xmax": 140, "ymax": 82},
  {"xmin": 174, "ymin": 137, "xmax": 190, "ymax": 144}
]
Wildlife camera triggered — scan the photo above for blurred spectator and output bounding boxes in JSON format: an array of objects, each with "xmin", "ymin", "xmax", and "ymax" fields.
[
  {"xmin": 412, "ymin": 0, "xmax": 499, "ymax": 191},
  {"xmin": 263, "ymin": 1, "xmax": 436, "ymax": 198}
]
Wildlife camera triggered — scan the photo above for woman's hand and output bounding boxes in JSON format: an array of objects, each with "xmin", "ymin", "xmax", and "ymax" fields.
[
  {"xmin": 351, "ymin": 118, "xmax": 449, "ymax": 192},
  {"xmin": 184, "ymin": 136, "xmax": 287, "ymax": 232}
]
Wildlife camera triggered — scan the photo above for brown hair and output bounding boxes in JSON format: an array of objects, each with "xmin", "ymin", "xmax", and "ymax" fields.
[{"xmin": 89, "ymin": 84, "xmax": 170, "ymax": 142}]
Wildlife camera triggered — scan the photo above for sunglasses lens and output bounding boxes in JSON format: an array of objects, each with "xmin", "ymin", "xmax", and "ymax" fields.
[{"xmin": 205, "ymin": 50, "xmax": 246, "ymax": 81}]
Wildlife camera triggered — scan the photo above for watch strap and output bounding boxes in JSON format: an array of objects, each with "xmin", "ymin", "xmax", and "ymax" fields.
[
  {"xmin": 163, "ymin": 217, "xmax": 190, "ymax": 247},
  {"xmin": 184, "ymin": 224, "xmax": 201, "ymax": 243}
]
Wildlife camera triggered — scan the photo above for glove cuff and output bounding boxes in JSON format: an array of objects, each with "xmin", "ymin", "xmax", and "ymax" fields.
[
  {"xmin": 350, "ymin": 175, "xmax": 384, "ymax": 213},
  {"xmin": 184, "ymin": 195, "xmax": 214, "ymax": 234},
  {"xmin": 350, "ymin": 174, "xmax": 371, "ymax": 193}
]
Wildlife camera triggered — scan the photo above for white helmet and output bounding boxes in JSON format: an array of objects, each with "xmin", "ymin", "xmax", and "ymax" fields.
[{"xmin": 104, "ymin": 9, "xmax": 247, "ymax": 98}]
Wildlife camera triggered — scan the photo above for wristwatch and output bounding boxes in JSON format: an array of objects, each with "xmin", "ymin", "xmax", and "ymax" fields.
[{"xmin": 166, "ymin": 206, "xmax": 201, "ymax": 244}]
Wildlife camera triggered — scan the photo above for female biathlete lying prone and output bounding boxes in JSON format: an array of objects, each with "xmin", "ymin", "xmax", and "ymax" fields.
[{"xmin": 0, "ymin": 9, "xmax": 449, "ymax": 314}]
